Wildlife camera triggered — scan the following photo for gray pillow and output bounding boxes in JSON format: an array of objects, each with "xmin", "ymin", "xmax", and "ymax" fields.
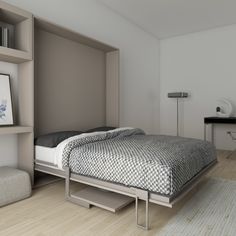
[
  {"xmin": 35, "ymin": 131, "xmax": 83, "ymax": 148},
  {"xmin": 85, "ymin": 126, "xmax": 116, "ymax": 133}
]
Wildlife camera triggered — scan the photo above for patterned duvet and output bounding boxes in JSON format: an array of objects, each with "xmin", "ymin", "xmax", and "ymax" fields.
[{"xmin": 61, "ymin": 128, "xmax": 217, "ymax": 196}]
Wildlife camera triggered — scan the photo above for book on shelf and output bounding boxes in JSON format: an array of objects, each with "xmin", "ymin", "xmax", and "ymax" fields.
[
  {"xmin": 0, "ymin": 27, "xmax": 2, "ymax": 46},
  {"xmin": 0, "ymin": 26, "xmax": 10, "ymax": 48}
]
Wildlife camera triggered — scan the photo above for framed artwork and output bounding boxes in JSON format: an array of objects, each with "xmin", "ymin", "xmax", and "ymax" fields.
[{"xmin": 0, "ymin": 74, "xmax": 14, "ymax": 126}]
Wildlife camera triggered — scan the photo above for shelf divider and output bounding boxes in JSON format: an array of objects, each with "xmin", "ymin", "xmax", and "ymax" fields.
[
  {"xmin": 0, "ymin": 46, "xmax": 32, "ymax": 63},
  {"xmin": 0, "ymin": 126, "xmax": 33, "ymax": 135}
]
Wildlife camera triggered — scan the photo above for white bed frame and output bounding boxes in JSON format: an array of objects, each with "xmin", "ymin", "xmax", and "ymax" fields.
[{"xmin": 35, "ymin": 159, "xmax": 217, "ymax": 230}]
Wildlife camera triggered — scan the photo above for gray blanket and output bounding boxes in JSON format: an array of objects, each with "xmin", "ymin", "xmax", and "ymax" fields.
[{"xmin": 62, "ymin": 128, "xmax": 216, "ymax": 196}]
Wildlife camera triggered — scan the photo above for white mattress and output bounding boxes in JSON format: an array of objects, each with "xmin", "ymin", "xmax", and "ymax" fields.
[
  {"xmin": 35, "ymin": 145, "xmax": 57, "ymax": 165},
  {"xmin": 35, "ymin": 128, "xmax": 132, "ymax": 170}
]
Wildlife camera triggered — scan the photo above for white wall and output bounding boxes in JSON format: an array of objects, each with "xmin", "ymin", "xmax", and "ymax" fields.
[
  {"xmin": 0, "ymin": 0, "xmax": 160, "ymax": 167},
  {"xmin": 160, "ymin": 24, "xmax": 236, "ymax": 150}
]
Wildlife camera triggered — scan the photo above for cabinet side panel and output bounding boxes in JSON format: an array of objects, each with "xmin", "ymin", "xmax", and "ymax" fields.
[
  {"xmin": 18, "ymin": 61, "xmax": 34, "ymax": 181},
  {"xmin": 15, "ymin": 17, "xmax": 33, "ymax": 54},
  {"xmin": 106, "ymin": 51, "xmax": 120, "ymax": 127},
  {"xmin": 18, "ymin": 132, "xmax": 34, "ymax": 182},
  {"xmin": 18, "ymin": 61, "xmax": 34, "ymax": 126}
]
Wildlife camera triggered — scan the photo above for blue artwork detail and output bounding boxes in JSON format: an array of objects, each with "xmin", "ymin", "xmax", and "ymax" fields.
[{"xmin": 0, "ymin": 100, "xmax": 7, "ymax": 120}]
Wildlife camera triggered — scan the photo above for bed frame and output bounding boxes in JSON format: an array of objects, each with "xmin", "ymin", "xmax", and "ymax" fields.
[{"xmin": 35, "ymin": 160, "xmax": 217, "ymax": 230}]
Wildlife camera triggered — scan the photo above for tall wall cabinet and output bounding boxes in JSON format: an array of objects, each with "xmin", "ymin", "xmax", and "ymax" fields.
[
  {"xmin": 0, "ymin": 1, "xmax": 34, "ymax": 179},
  {"xmin": 0, "ymin": 1, "xmax": 119, "ymax": 183}
]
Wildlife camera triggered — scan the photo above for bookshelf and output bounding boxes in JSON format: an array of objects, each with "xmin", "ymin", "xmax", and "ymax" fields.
[{"xmin": 0, "ymin": 1, "xmax": 34, "ymax": 180}]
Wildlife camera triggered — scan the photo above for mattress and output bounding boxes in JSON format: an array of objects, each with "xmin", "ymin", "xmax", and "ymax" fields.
[
  {"xmin": 58, "ymin": 128, "xmax": 217, "ymax": 196},
  {"xmin": 34, "ymin": 131, "xmax": 106, "ymax": 167},
  {"xmin": 35, "ymin": 145, "xmax": 57, "ymax": 164}
]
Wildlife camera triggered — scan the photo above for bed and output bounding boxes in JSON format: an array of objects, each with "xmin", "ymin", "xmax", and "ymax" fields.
[{"xmin": 34, "ymin": 127, "xmax": 217, "ymax": 230}]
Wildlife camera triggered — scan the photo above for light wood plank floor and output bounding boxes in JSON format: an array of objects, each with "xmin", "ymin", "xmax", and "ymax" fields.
[{"xmin": 0, "ymin": 151, "xmax": 236, "ymax": 236}]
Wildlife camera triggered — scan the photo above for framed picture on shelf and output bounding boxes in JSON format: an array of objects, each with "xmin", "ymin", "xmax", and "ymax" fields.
[{"xmin": 0, "ymin": 74, "xmax": 14, "ymax": 126}]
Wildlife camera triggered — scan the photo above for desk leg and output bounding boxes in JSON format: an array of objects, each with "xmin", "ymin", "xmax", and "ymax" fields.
[
  {"xmin": 204, "ymin": 124, "xmax": 207, "ymax": 141},
  {"xmin": 211, "ymin": 124, "xmax": 214, "ymax": 145}
]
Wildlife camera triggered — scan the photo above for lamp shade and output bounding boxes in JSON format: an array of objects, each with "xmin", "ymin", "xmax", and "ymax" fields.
[{"xmin": 168, "ymin": 92, "xmax": 188, "ymax": 98}]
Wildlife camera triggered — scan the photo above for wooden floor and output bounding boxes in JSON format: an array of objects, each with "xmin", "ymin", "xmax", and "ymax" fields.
[{"xmin": 0, "ymin": 151, "xmax": 236, "ymax": 236}]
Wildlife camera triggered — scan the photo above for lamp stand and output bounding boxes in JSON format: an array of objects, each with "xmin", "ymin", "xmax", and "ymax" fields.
[{"xmin": 177, "ymin": 98, "xmax": 179, "ymax": 136}]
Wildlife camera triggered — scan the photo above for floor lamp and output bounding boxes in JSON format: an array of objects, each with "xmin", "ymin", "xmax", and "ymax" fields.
[{"xmin": 168, "ymin": 92, "xmax": 189, "ymax": 136}]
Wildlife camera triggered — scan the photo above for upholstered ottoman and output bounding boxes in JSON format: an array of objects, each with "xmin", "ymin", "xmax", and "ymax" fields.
[{"xmin": 0, "ymin": 167, "xmax": 31, "ymax": 207}]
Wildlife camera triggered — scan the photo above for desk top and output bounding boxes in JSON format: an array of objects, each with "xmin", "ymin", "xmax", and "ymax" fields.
[{"xmin": 204, "ymin": 117, "xmax": 236, "ymax": 124}]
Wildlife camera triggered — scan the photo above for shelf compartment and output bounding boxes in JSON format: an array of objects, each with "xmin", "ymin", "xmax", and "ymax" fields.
[
  {"xmin": 0, "ymin": 1, "xmax": 32, "ymax": 23},
  {"xmin": 71, "ymin": 186, "xmax": 134, "ymax": 212},
  {"xmin": 0, "ymin": 1, "xmax": 33, "ymax": 62},
  {"xmin": 0, "ymin": 126, "xmax": 33, "ymax": 135}
]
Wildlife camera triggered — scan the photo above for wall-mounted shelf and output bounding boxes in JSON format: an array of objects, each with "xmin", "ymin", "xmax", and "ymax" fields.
[
  {"xmin": 0, "ymin": 126, "xmax": 33, "ymax": 135},
  {"xmin": 0, "ymin": 46, "xmax": 31, "ymax": 63}
]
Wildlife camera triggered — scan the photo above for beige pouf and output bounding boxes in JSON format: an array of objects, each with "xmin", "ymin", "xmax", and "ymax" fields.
[{"xmin": 0, "ymin": 167, "xmax": 31, "ymax": 207}]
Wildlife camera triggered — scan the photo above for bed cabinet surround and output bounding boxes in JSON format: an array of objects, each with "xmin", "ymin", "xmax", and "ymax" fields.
[{"xmin": 34, "ymin": 18, "xmax": 120, "ymax": 137}]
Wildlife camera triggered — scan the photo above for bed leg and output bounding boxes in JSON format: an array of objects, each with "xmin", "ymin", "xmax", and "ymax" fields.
[
  {"xmin": 65, "ymin": 167, "xmax": 71, "ymax": 200},
  {"xmin": 64, "ymin": 167, "xmax": 90, "ymax": 209},
  {"xmin": 135, "ymin": 189, "xmax": 149, "ymax": 230}
]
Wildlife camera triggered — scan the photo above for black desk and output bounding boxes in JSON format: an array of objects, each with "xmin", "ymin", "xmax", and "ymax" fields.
[{"xmin": 204, "ymin": 117, "xmax": 236, "ymax": 143}]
